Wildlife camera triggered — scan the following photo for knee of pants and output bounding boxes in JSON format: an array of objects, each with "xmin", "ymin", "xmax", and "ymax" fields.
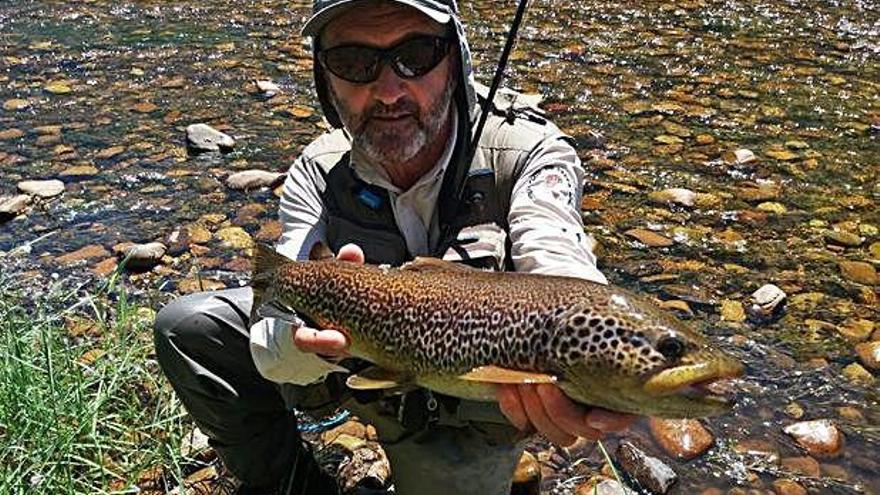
[{"xmin": 153, "ymin": 291, "xmax": 236, "ymax": 374}]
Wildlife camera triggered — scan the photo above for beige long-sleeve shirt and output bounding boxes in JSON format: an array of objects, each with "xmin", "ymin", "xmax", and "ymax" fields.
[{"xmin": 250, "ymin": 116, "xmax": 606, "ymax": 385}]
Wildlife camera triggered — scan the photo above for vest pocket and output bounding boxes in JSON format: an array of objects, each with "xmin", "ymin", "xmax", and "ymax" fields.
[
  {"xmin": 441, "ymin": 223, "xmax": 507, "ymax": 271},
  {"xmin": 326, "ymin": 215, "xmax": 409, "ymax": 266}
]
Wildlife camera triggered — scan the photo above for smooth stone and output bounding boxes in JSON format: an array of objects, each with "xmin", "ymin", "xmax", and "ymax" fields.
[
  {"xmin": 216, "ymin": 226, "xmax": 254, "ymax": 250},
  {"xmin": 576, "ymin": 479, "xmax": 631, "ymax": 495},
  {"xmin": 226, "ymin": 169, "xmax": 285, "ymax": 190},
  {"xmin": 837, "ymin": 406, "xmax": 864, "ymax": 422},
  {"xmin": 720, "ymin": 300, "xmax": 746, "ymax": 322},
  {"xmin": 44, "ymin": 81, "xmax": 72, "ymax": 94},
  {"xmin": 114, "ymin": 241, "xmax": 167, "ymax": 271},
  {"xmin": 654, "ymin": 134, "xmax": 683, "ymax": 145},
  {"xmin": 187, "ymin": 223, "xmax": 213, "ymax": 244},
  {"xmin": 131, "ymin": 102, "xmax": 158, "ymax": 113},
  {"xmin": 17, "ymin": 179, "xmax": 65, "ymax": 198},
  {"xmin": 0, "ymin": 194, "xmax": 31, "ymax": 219},
  {"xmin": 3, "ymin": 98, "xmax": 30, "ymax": 111},
  {"xmin": 855, "ymin": 341, "xmax": 880, "ymax": 370},
  {"xmin": 55, "ymin": 244, "xmax": 111, "ymax": 266},
  {"xmin": 617, "ymin": 441, "xmax": 678, "ymax": 494},
  {"xmin": 732, "ymin": 439, "xmax": 779, "ymax": 463},
  {"xmin": 783, "ymin": 420, "xmax": 844, "ymax": 459},
  {"xmin": 649, "ymin": 418, "xmax": 714, "ymax": 460},
  {"xmin": 824, "ymin": 230, "xmax": 863, "ymax": 247},
  {"xmin": 91, "ymin": 257, "xmax": 118, "ymax": 277},
  {"xmin": 723, "ymin": 148, "xmax": 756, "ymax": 165},
  {"xmin": 255, "ymin": 220, "xmax": 283, "ymax": 243},
  {"xmin": 695, "ymin": 134, "xmax": 715, "ymax": 144},
  {"xmin": 179, "ymin": 427, "xmax": 211, "ymax": 458},
  {"xmin": 177, "ymin": 277, "xmax": 226, "ymax": 294},
  {"xmin": 756, "ymin": 202, "xmax": 787, "ymax": 214},
  {"xmin": 837, "ymin": 318, "xmax": 874, "ymax": 342},
  {"xmin": 625, "ymin": 228, "xmax": 674, "ymax": 247},
  {"xmin": 771, "ymin": 479, "xmax": 807, "ymax": 495},
  {"xmin": 842, "ymin": 362, "xmax": 875, "ymax": 385},
  {"xmin": 647, "ymin": 188, "xmax": 696, "ymax": 208},
  {"xmin": 186, "ymin": 123, "xmax": 235, "ymax": 152},
  {"xmin": 870, "ymin": 242, "xmax": 880, "ymax": 259},
  {"xmin": 337, "ymin": 443, "xmax": 390, "ymax": 493},
  {"xmin": 255, "ymin": 79, "xmax": 280, "ymax": 96},
  {"xmin": 839, "ymin": 261, "xmax": 877, "ymax": 285},
  {"xmin": 511, "ymin": 451, "xmax": 541, "ymax": 495},
  {"xmin": 780, "ymin": 456, "xmax": 820, "ymax": 477},
  {"xmin": 0, "ymin": 128, "xmax": 24, "ymax": 140},
  {"xmin": 765, "ymin": 149, "xmax": 798, "ymax": 161},
  {"xmin": 95, "ymin": 145, "xmax": 126, "ymax": 159},
  {"xmin": 59, "ymin": 165, "xmax": 99, "ymax": 177},
  {"xmin": 735, "ymin": 185, "xmax": 780, "ymax": 202},
  {"xmin": 746, "ymin": 284, "xmax": 787, "ymax": 323}
]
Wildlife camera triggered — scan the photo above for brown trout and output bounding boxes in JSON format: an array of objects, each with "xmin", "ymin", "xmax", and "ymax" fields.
[{"xmin": 252, "ymin": 245, "xmax": 743, "ymax": 418}]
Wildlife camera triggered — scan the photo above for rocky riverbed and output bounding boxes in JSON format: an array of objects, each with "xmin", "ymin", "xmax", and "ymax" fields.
[{"xmin": 1, "ymin": 0, "xmax": 877, "ymax": 493}]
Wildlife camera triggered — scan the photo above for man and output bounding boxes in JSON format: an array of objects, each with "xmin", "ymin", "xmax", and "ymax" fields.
[{"xmin": 154, "ymin": 0, "xmax": 634, "ymax": 493}]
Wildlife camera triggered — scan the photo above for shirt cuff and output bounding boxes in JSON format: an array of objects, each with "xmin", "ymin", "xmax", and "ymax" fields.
[{"xmin": 249, "ymin": 317, "xmax": 347, "ymax": 385}]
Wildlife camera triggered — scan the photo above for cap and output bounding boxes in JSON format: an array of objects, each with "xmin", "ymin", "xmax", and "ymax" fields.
[{"xmin": 301, "ymin": 0, "xmax": 457, "ymax": 38}]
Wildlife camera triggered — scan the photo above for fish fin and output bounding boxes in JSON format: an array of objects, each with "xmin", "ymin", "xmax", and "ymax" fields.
[
  {"xmin": 401, "ymin": 257, "xmax": 475, "ymax": 272},
  {"xmin": 255, "ymin": 300, "xmax": 303, "ymax": 326},
  {"xmin": 346, "ymin": 366, "xmax": 412, "ymax": 390},
  {"xmin": 308, "ymin": 241, "xmax": 335, "ymax": 261},
  {"xmin": 251, "ymin": 244, "xmax": 293, "ymax": 323},
  {"xmin": 457, "ymin": 365, "xmax": 558, "ymax": 385}
]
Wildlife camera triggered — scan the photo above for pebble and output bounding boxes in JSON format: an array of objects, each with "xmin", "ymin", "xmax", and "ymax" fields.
[
  {"xmin": 337, "ymin": 443, "xmax": 390, "ymax": 493},
  {"xmin": 647, "ymin": 188, "xmax": 696, "ymax": 208},
  {"xmin": 55, "ymin": 244, "xmax": 111, "ymax": 266},
  {"xmin": 732, "ymin": 440, "xmax": 779, "ymax": 463},
  {"xmin": 783, "ymin": 419, "xmax": 844, "ymax": 459},
  {"xmin": 179, "ymin": 427, "xmax": 211, "ymax": 458},
  {"xmin": 837, "ymin": 406, "xmax": 864, "ymax": 422},
  {"xmin": 838, "ymin": 261, "xmax": 877, "ymax": 285},
  {"xmin": 695, "ymin": 134, "xmax": 715, "ymax": 145},
  {"xmin": 870, "ymin": 242, "xmax": 880, "ymax": 259},
  {"xmin": 131, "ymin": 101, "xmax": 158, "ymax": 113},
  {"xmin": 625, "ymin": 228, "xmax": 674, "ymax": 247},
  {"xmin": 780, "ymin": 456, "xmax": 820, "ymax": 477},
  {"xmin": 765, "ymin": 149, "xmax": 798, "ymax": 161},
  {"xmin": 95, "ymin": 145, "xmax": 125, "ymax": 159},
  {"xmin": 842, "ymin": 362, "xmax": 875, "ymax": 385},
  {"xmin": 746, "ymin": 284, "xmax": 787, "ymax": 323},
  {"xmin": 44, "ymin": 81, "xmax": 72, "ymax": 94},
  {"xmin": 576, "ymin": 479, "xmax": 632, "ymax": 495},
  {"xmin": 177, "ymin": 277, "xmax": 226, "ymax": 294},
  {"xmin": 756, "ymin": 202, "xmax": 787, "ymax": 214},
  {"xmin": 735, "ymin": 184, "xmax": 780, "ymax": 203},
  {"xmin": 216, "ymin": 226, "xmax": 254, "ymax": 250},
  {"xmin": 113, "ymin": 241, "xmax": 167, "ymax": 271},
  {"xmin": 0, "ymin": 194, "xmax": 30, "ymax": 218},
  {"xmin": 616, "ymin": 441, "xmax": 678, "ymax": 494},
  {"xmin": 720, "ymin": 300, "xmax": 746, "ymax": 322},
  {"xmin": 255, "ymin": 220, "xmax": 283, "ymax": 243},
  {"xmin": 771, "ymin": 479, "xmax": 806, "ymax": 495},
  {"xmin": 837, "ymin": 319, "xmax": 874, "ymax": 342},
  {"xmin": 0, "ymin": 128, "xmax": 24, "ymax": 140},
  {"xmin": 824, "ymin": 230, "xmax": 862, "ymax": 247},
  {"xmin": 854, "ymin": 341, "xmax": 880, "ymax": 370},
  {"xmin": 723, "ymin": 148, "xmax": 757, "ymax": 165},
  {"xmin": 59, "ymin": 164, "xmax": 99, "ymax": 177},
  {"xmin": 255, "ymin": 79, "xmax": 280, "ymax": 96},
  {"xmin": 648, "ymin": 418, "xmax": 714, "ymax": 460},
  {"xmin": 186, "ymin": 123, "xmax": 235, "ymax": 152},
  {"xmin": 511, "ymin": 451, "xmax": 541, "ymax": 495},
  {"xmin": 187, "ymin": 223, "xmax": 214, "ymax": 244},
  {"xmin": 17, "ymin": 179, "xmax": 65, "ymax": 198},
  {"xmin": 3, "ymin": 98, "xmax": 30, "ymax": 111},
  {"xmin": 91, "ymin": 257, "xmax": 118, "ymax": 277},
  {"xmin": 225, "ymin": 169, "xmax": 285, "ymax": 190}
]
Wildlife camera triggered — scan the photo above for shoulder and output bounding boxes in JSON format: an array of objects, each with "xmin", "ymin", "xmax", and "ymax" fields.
[
  {"xmin": 472, "ymin": 85, "xmax": 570, "ymax": 153},
  {"xmin": 296, "ymin": 128, "xmax": 352, "ymax": 173}
]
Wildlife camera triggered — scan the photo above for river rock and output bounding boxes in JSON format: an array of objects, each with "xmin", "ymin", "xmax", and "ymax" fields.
[
  {"xmin": 59, "ymin": 164, "xmax": 98, "ymax": 177},
  {"xmin": 720, "ymin": 300, "xmax": 746, "ymax": 322},
  {"xmin": 511, "ymin": 451, "xmax": 541, "ymax": 495},
  {"xmin": 772, "ymin": 479, "xmax": 807, "ymax": 495},
  {"xmin": 0, "ymin": 194, "xmax": 30, "ymax": 219},
  {"xmin": 17, "ymin": 179, "xmax": 65, "ymax": 198},
  {"xmin": 3, "ymin": 98, "xmax": 30, "ymax": 111},
  {"xmin": 855, "ymin": 341, "xmax": 880, "ymax": 370},
  {"xmin": 647, "ymin": 188, "xmax": 696, "ymax": 208},
  {"xmin": 746, "ymin": 284, "xmax": 786, "ymax": 323},
  {"xmin": 783, "ymin": 419, "xmax": 843, "ymax": 459},
  {"xmin": 839, "ymin": 261, "xmax": 877, "ymax": 285},
  {"xmin": 837, "ymin": 318, "xmax": 874, "ymax": 342},
  {"xmin": 114, "ymin": 242, "xmax": 167, "ymax": 271},
  {"xmin": 186, "ymin": 123, "xmax": 235, "ymax": 153},
  {"xmin": 255, "ymin": 220, "xmax": 283, "ymax": 243},
  {"xmin": 648, "ymin": 418, "xmax": 714, "ymax": 460},
  {"xmin": 225, "ymin": 169, "xmax": 285, "ymax": 190},
  {"xmin": 824, "ymin": 230, "xmax": 863, "ymax": 247},
  {"xmin": 337, "ymin": 443, "xmax": 391, "ymax": 492},
  {"xmin": 625, "ymin": 228, "xmax": 674, "ymax": 247},
  {"xmin": 177, "ymin": 277, "xmax": 226, "ymax": 294},
  {"xmin": 723, "ymin": 148, "xmax": 757, "ymax": 165},
  {"xmin": 55, "ymin": 244, "xmax": 111, "ymax": 266},
  {"xmin": 255, "ymin": 79, "xmax": 280, "ymax": 97},
  {"xmin": 780, "ymin": 456, "xmax": 820, "ymax": 477},
  {"xmin": 617, "ymin": 441, "xmax": 677, "ymax": 494},
  {"xmin": 0, "ymin": 128, "xmax": 24, "ymax": 140},
  {"xmin": 842, "ymin": 362, "xmax": 875, "ymax": 385},
  {"xmin": 216, "ymin": 226, "xmax": 253, "ymax": 250}
]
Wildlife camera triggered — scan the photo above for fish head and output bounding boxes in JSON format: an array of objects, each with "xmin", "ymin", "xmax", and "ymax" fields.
[{"xmin": 551, "ymin": 291, "xmax": 744, "ymax": 418}]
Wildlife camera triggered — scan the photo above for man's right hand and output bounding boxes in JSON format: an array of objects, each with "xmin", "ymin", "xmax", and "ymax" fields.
[{"xmin": 292, "ymin": 243, "xmax": 364, "ymax": 358}]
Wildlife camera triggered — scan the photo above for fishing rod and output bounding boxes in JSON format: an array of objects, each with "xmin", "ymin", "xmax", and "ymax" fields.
[{"xmin": 466, "ymin": 0, "xmax": 530, "ymax": 166}]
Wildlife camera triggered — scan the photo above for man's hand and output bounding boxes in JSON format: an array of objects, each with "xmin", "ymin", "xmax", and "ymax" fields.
[
  {"xmin": 292, "ymin": 244, "xmax": 364, "ymax": 357},
  {"xmin": 497, "ymin": 383, "xmax": 637, "ymax": 446}
]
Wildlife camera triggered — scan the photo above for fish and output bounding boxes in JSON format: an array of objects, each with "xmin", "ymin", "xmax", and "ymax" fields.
[{"xmin": 251, "ymin": 244, "xmax": 744, "ymax": 418}]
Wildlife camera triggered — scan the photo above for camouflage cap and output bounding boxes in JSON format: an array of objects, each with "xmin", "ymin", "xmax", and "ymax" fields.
[{"xmin": 301, "ymin": 0, "xmax": 458, "ymax": 37}]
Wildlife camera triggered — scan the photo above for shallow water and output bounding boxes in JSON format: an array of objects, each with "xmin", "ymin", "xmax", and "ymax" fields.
[{"xmin": 1, "ymin": 0, "xmax": 878, "ymax": 493}]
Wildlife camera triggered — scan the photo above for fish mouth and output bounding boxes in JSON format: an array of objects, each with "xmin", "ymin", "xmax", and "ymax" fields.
[{"xmin": 642, "ymin": 360, "xmax": 744, "ymax": 404}]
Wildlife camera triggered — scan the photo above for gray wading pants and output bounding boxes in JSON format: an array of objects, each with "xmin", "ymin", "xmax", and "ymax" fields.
[{"xmin": 154, "ymin": 287, "xmax": 526, "ymax": 494}]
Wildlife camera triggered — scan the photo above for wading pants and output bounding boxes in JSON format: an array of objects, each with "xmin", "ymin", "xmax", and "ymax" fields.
[{"xmin": 153, "ymin": 287, "xmax": 526, "ymax": 495}]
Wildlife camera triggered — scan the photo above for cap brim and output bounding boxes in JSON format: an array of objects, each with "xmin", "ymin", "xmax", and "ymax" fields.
[{"xmin": 301, "ymin": 0, "xmax": 452, "ymax": 38}]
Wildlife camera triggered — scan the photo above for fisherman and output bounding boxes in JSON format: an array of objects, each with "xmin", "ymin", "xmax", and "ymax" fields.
[{"xmin": 154, "ymin": 0, "xmax": 635, "ymax": 493}]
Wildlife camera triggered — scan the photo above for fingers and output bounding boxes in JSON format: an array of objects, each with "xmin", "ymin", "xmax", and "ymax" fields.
[
  {"xmin": 519, "ymin": 385, "xmax": 577, "ymax": 446},
  {"xmin": 497, "ymin": 385, "xmax": 530, "ymax": 431},
  {"xmin": 336, "ymin": 243, "xmax": 365, "ymax": 264},
  {"xmin": 535, "ymin": 384, "xmax": 603, "ymax": 441},
  {"xmin": 293, "ymin": 326, "xmax": 349, "ymax": 356},
  {"xmin": 585, "ymin": 407, "xmax": 638, "ymax": 433}
]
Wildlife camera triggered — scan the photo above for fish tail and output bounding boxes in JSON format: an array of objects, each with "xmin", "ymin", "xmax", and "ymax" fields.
[{"xmin": 250, "ymin": 243, "xmax": 292, "ymax": 323}]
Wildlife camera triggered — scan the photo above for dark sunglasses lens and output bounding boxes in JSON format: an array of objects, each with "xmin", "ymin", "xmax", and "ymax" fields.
[
  {"xmin": 322, "ymin": 46, "xmax": 380, "ymax": 83},
  {"xmin": 392, "ymin": 37, "xmax": 447, "ymax": 78}
]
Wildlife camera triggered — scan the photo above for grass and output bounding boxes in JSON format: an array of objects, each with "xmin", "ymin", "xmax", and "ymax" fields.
[{"xmin": 0, "ymin": 268, "xmax": 195, "ymax": 494}]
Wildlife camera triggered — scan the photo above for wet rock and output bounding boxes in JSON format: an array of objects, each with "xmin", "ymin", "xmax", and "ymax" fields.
[
  {"xmin": 723, "ymin": 148, "xmax": 757, "ymax": 165},
  {"xmin": 337, "ymin": 443, "xmax": 391, "ymax": 492},
  {"xmin": 186, "ymin": 123, "xmax": 235, "ymax": 153},
  {"xmin": 59, "ymin": 164, "xmax": 99, "ymax": 177},
  {"xmin": 255, "ymin": 79, "xmax": 280, "ymax": 97},
  {"xmin": 648, "ymin": 418, "xmax": 714, "ymax": 460},
  {"xmin": 255, "ymin": 220, "xmax": 283, "ymax": 243},
  {"xmin": 824, "ymin": 230, "xmax": 862, "ymax": 247},
  {"xmin": 0, "ymin": 194, "xmax": 30, "ymax": 219},
  {"xmin": 177, "ymin": 277, "xmax": 226, "ymax": 294},
  {"xmin": 180, "ymin": 427, "xmax": 211, "ymax": 458},
  {"xmin": 511, "ymin": 451, "xmax": 541, "ymax": 495},
  {"xmin": 55, "ymin": 244, "xmax": 111, "ymax": 266},
  {"xmin": 854, "ymin": 341, "xmax": 880, "ymax": 370},
  {"xmin": 746, "ymin": 284, "xmax": 786, "ymax": 323},
  {"xmin": 617, "ymin": 441, "xmax": 677, "ymax": 494},
  {"xmin": 647, "ymin": 188, "xmax": 696, "ymax": 208},
  {"xmin": 780, "ymin": 456, "xmax": 820, "ymax": 477},
  {"xmin": 91, "ymin": 257, "xmax": 118, "ymax": 277},
  {"xmin": 837, "ymin": 406, "xmax": 864, "ymax": 422},
  {"xmin": 842, "ymin": 362, "xmax": 875, "ymax": 385},
  {"xmin": 0, "ymin": 128, "xmax": 24, "ymax": 140},
  {"xmin": 216, "ymin": 226, "xmax": 253, "ymax": 250},
  {"xmin": 837, "ymin": 319, "xmax": 874, "ymax": 342},
  {"xmin": 771, "ymin": 479, "xmax": 806, "ymax": 495},
  {"xmin": 17, "ymin": 179, "xmax": 65, "ymax": 198},
  {"xmin": 695, "ymin": 134, "xmax": 714, "ymax": 145},
  {"xmin": 625, "ymin": 228, "xmax": 674, "ymax": 247},
  {"xmin": 95, "ymin": 145, "xmax": 126, "ymax": 159},
  {"xmin": 756, "ymin": 201, "xmax": 787, "ymax": 214},
  {"xmin": 783, "ymin": 419, "xmax": 844, "ymax": 459},
  {"xmin": 765, "ymin": 149, "xmax": 798, "ymax": 161},
  {"xmin": 732, "ymin": 440, "xmax": 779, "ymax": 463},
  {"xmin": 869, "ymin": 242, "xmax": 880, "ymax": 259},
  {"xmin": 576, "ymin": 479, "xmax": 632, "ymax": 495},
  {"xmin": 658, "ymin": 299, "xmax": 693, "ymax": 316},
  {"xmin": 187, "ymin": 223, "xmax": 214, "ymax": 244},
  {"xmin": 735, "ymin": 184, "xmax": 780, "ymax": 203},
  {"xmin": 720, "ymin": 300, "xmax": 746, "ymax": 322},
  {"xmin": 114, "ymin": 242, "xmax": 167, "ymax": 271},
  {"xmin": 838, "ymin": 261, "xmax": 877, "ymax": 285},
  {"xmin": 44, "ymin": 81, "xmax": 72, "ymax": 94},
  {"xmin": 225, "ymin": 169, "xmax": 285, "ymax": 190},
  {"xmin": 131, "ymin": 101, "xmax": 158, "ymax": 113},
  {"xmin": 3, "ymin": 98, "xmax": 30, "ymax": 111}
]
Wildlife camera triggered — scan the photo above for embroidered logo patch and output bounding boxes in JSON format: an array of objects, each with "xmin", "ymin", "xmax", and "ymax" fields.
[{"xmin": 526, "ymin": 166, "xmax": 576, "ymax": 207}]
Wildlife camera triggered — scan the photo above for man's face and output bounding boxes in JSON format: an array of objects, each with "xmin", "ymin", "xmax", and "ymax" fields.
[{"xmin": 321, "ymin": 2, "xmax": 457, "ymax": 165}]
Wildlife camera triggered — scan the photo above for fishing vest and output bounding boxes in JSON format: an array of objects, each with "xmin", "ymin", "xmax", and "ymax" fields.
[{"xmin": 300, "ymin": 88, "xmax": 572, "ymax": 271}]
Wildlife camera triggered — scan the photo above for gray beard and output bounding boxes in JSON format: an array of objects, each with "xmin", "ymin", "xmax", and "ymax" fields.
[{"xmin": 329, "ymin": 80, "xmax": 456, "ymax": 166}]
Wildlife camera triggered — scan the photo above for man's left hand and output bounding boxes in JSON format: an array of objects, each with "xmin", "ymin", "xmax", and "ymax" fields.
[{"xmin": 497, "ymin": 383, "xmax": 637, "ymax": 446}]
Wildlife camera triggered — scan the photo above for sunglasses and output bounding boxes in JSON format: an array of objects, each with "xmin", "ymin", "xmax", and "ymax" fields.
[{"xmin": 319, "ymin": 35, "xmax": 452, "ymax": 84}]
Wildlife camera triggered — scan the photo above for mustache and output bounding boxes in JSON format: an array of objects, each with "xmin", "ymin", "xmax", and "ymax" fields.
[{"xmin": 365, "ymin": 99, "xmax": 420, "ymax": 120}]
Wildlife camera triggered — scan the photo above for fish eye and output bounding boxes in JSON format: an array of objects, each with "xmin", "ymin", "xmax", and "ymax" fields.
[{"xmin": 656, "ymin": 335, "xmax": 686, "ymax": 361}]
